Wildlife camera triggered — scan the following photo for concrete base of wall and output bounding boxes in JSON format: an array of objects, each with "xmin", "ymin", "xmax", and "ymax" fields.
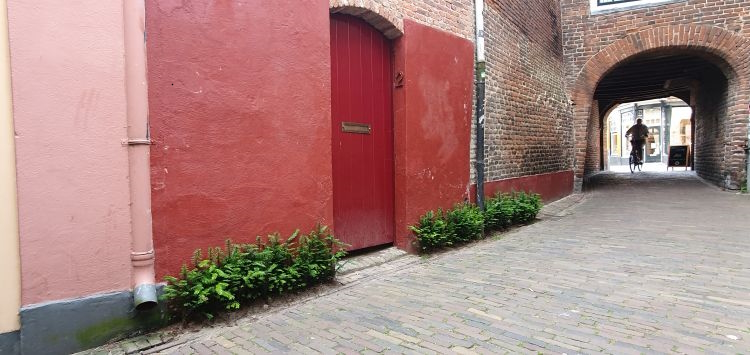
[
  {"xmin": 19, "ymin": 290, "xmax": 166, "ymax": 355},
  {"xmin": 0, "ymin": 330, "xmax": 20, "ymax": 355},
  {"xmin": 573, "ymin": 177, "xmax": 583, "ymax": 193}
]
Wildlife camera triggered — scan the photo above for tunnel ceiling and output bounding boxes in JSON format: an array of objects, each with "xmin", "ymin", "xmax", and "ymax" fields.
[{"xmin": 594, "ymin": 53, "xmax": 721, "ymax": 103}]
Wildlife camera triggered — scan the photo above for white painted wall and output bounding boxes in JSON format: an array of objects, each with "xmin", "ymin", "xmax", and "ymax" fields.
[{"xmin": 0, "ymin": 0, "xmax": 21, "ymax": 333}]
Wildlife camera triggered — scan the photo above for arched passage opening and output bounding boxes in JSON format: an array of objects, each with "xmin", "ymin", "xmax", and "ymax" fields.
[
  {"xmin": 572, "ymin": 25, "xmax": 750, "ymax": 190},
  {"xmin": 602, "ymin": 97, "xmax": 692, "ymax": 172},
  {"xmin": 594, "ymin": 51, "xmax": 729, "ymax": 179}
]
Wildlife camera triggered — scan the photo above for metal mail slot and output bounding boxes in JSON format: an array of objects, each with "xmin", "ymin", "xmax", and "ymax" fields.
[{"xmin": 341, "ymin": 122, "xmax": 371, "ymax": 134}]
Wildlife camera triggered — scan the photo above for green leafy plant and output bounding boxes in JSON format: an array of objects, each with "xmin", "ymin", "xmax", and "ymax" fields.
[
  {"xmin": 162, "ymin": 225, "xmax": 345, "ymax": 321},
  {"xmin": 410, "ymin": 203, "xmax": 483, "ymax": 251},
  {"xmin": 294, "ymin": 225, "xmax": 346, "ymax": 285},
  {"xmin": 445, "ymin": 203, "xmax": 484, "ymax": 243},
  {"xmin": 410, "ymin": 191, "xmax": 543, "ymax": 253},
  {"xmin": 511, "ymin": 191, "xmax": 542, "ymax": 224},
  {"xmin": 409, "ymin": 209, "xmax": 453, "ymax": 252},
  {"xmin": 484, "ymin": 193, "xmax": 516, "ymax": 230},
  {"xmin": 484, "ymin": 191, "xmax": 542, "ymax": 229}
]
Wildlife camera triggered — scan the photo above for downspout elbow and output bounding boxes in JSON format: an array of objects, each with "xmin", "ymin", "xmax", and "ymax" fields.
[{"xmin": 132, "ymin": 250, "xmax": 157, "ymax": 310}]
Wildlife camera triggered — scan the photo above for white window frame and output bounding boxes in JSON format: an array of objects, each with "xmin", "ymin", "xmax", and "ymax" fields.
[{"xmin": 590, "ymin": 0, "xmax": 680, "ymax": 14}]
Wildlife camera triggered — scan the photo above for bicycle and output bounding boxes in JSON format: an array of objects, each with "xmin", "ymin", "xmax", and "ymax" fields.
[{"xmin": 628, "ymin": 140, "xmax": 645, "ymax": 173}]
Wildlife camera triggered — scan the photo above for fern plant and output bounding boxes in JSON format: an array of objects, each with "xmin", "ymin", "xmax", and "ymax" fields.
[
  {"xmin": 446, "ymin": 203, "xmax": 484, "ymax": 243},
  {"xmin": 410, "ymin": 210, "xmax": 452, "ymax": 251},
  {"xmin": 512, "ymin": 192, "xmax": 542, "ymax": 224},
  {"xmin": 484, "ymin": 193, "xmax": 515, "ymax": 230},
  {"xmin": 294, "ymin": 225, "xmax": 346, "ymax": 285},
  {"xmin": 410, "ymin": 191, "xmax": 543, "ymax": 254},
  {"xmin": 161, "ymin": 225, "xmax": 346, "ymax": 321}
]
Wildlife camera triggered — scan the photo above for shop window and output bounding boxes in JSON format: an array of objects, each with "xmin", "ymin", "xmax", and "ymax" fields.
[{"xmin": 679, "ymin": 119, "xmax": 691, "ymax": 145}]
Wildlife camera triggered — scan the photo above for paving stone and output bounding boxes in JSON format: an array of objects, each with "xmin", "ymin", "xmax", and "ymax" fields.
[
  {"xmin": 333, "ymin": 345, "xmax": 359, "ymax": 355},
  {"xmin": 231, "ymin": 337, "xmax": 269, "ymax": 354},
  {"xmin": 189, "ymin": 342, "xmax": 215, "ymax": 355},
  {"xmin": 348, "ymin": 336, "xmax": 385, "ymax": 353},
  {"xmin": 207, "ymin": 345, "xmax": 233, "ymax": 355},
  {"xmin": 81, "ymin": 173, "xmax": 750, "ymax": 354}
]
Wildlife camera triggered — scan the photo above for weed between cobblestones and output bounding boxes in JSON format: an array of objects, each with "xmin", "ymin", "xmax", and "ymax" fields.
[
  {"xmin": 411, "ymin": 191, "xmax": 542, "ymax": 252},
  {"xmin": 161, "ymin": 224, "xmax": 346, "ymax": 322}
]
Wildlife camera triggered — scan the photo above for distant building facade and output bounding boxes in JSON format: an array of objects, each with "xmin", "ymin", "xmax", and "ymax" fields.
[{"xmin": 605, "ymin": 97, "xmax": 692, "ymax": 166}]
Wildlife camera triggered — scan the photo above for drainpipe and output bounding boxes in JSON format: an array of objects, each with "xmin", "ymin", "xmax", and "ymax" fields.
[
  {"xmin": 124, "ymin": 0, "xmax": 157, "ymax": 310},
  {"xmin": 474, "ymin": 0, "xmax": 486, "ymax": 210},
  {"xmin": 746, "ymin": 113, "xmax": 750, "ymax": 192}
]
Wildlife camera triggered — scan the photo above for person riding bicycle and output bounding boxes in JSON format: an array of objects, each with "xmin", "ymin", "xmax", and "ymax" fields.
[{"xmin": 626, "ymin": 118, "xmax": 649, "ymax": 164}]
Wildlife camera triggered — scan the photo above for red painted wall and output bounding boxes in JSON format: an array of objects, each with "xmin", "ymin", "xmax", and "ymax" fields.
[
  {"xmin": 473, "ymin": 170, "xmax": 575, "ymax": 204},
  {"xmin": 393, "ymin": 20, "xmax": 474, "ymax": 252},
  {"xmin": 146, "ymin": 1, "xmax": 333, "ymax": 278}
]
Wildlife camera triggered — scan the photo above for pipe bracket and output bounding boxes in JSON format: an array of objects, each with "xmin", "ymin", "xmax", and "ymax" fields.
[
  {"xmin": 123, "ymin": 138, "xmax": 152, "ymax": 146},
  {"xmin": 131, "ymin": 249, "xmax": 155, "ymax": 262}
]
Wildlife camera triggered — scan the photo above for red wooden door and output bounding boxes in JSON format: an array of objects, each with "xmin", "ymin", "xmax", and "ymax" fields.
[{"xmin": 330, "ymin": 14, "xmax": 394, "ymax": 250}]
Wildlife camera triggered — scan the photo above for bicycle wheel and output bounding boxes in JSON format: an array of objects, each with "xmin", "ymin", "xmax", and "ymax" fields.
[{"xmin": 629, "ymin": 154, "xmax": 635, "ymax": 173}]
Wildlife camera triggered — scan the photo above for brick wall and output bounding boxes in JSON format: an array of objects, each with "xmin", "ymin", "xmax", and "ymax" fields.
[
  {"xmin": 562, "ymin": 0, "xmax": 750, "ymax": 187},
  {"xmin": 584, "ymin": 100, "xmax": 600, "ymax": 176},
  {"xmin": 562, "ymin": 0, "xmax": 750, "ymax": 88},
  {"xmin": 694, "ymin": 69, "xmax": 731, "ymax": 185},
  {"xmin": 482, "ymin": 0, "xmax": 574, "ymax": 182}
]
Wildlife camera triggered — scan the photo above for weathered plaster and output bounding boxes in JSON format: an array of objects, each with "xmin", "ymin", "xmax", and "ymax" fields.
[
  {"xmin": 147, "ymin": 0, "xmax": 335, "ymax": 278},
  {"xmin": 6, "ymin": 0, "xmax": 133, "ymax": 305},
  {"xmin": 393, "ymin": 20, "xmax": 475, "ymax": 251}
]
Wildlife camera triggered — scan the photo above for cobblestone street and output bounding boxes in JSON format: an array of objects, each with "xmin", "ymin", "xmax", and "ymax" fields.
[{"xmin": 96, "ymin": 172, "xmax": 750, "ymax": 354}]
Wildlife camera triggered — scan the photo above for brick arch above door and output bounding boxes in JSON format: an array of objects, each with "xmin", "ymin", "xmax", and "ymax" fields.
[{"xmin": 329, "ymin": 1, "xmax": 403, "ymax": 39}]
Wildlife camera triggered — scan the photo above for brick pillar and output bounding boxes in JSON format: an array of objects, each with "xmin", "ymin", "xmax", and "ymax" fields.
[
  {"xmin": 694, "ymin": 72, "xmax": 730, "ymax": 186},
  {"xmin": 584, "ymin": 100, "xmax": 601, "ymax": 177}
]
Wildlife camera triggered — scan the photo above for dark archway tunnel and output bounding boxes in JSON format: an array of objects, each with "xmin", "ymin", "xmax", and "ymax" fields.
[{"xmin": 587, "ymin": 49, "xmax": 741, "ymax": 189}]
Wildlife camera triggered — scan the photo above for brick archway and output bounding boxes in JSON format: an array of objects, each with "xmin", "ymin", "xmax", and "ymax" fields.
[
  {"xmin": 571, "ymin": 24, "xmax": 750, "ymax": 188},
  {"xmin": 330, "ymin": 1, "xmax": 403, "ymax": 39}
]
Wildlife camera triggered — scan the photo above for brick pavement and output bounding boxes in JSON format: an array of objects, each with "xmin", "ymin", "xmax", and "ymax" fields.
[{"xmin": 89, "ymin": 171, "xmax": 750, "ymax": 354}]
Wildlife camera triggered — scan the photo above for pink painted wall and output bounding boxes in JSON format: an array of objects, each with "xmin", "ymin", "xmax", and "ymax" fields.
[
  {"xmin": 146, "ymin": 1, "xmax": 334, "ymax": 278},
  {"xmin": 393, "ymin": 20, "xmax": 474, "ymax": 252},
  {"xmin": 6, "ymin": 1, "xmax": 132, "ymax": 305}
]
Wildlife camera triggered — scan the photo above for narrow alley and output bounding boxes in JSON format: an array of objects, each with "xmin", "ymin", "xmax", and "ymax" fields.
[{"xmin": 90, "ymin": 172, "xmax": 750, "ymax": 354}]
